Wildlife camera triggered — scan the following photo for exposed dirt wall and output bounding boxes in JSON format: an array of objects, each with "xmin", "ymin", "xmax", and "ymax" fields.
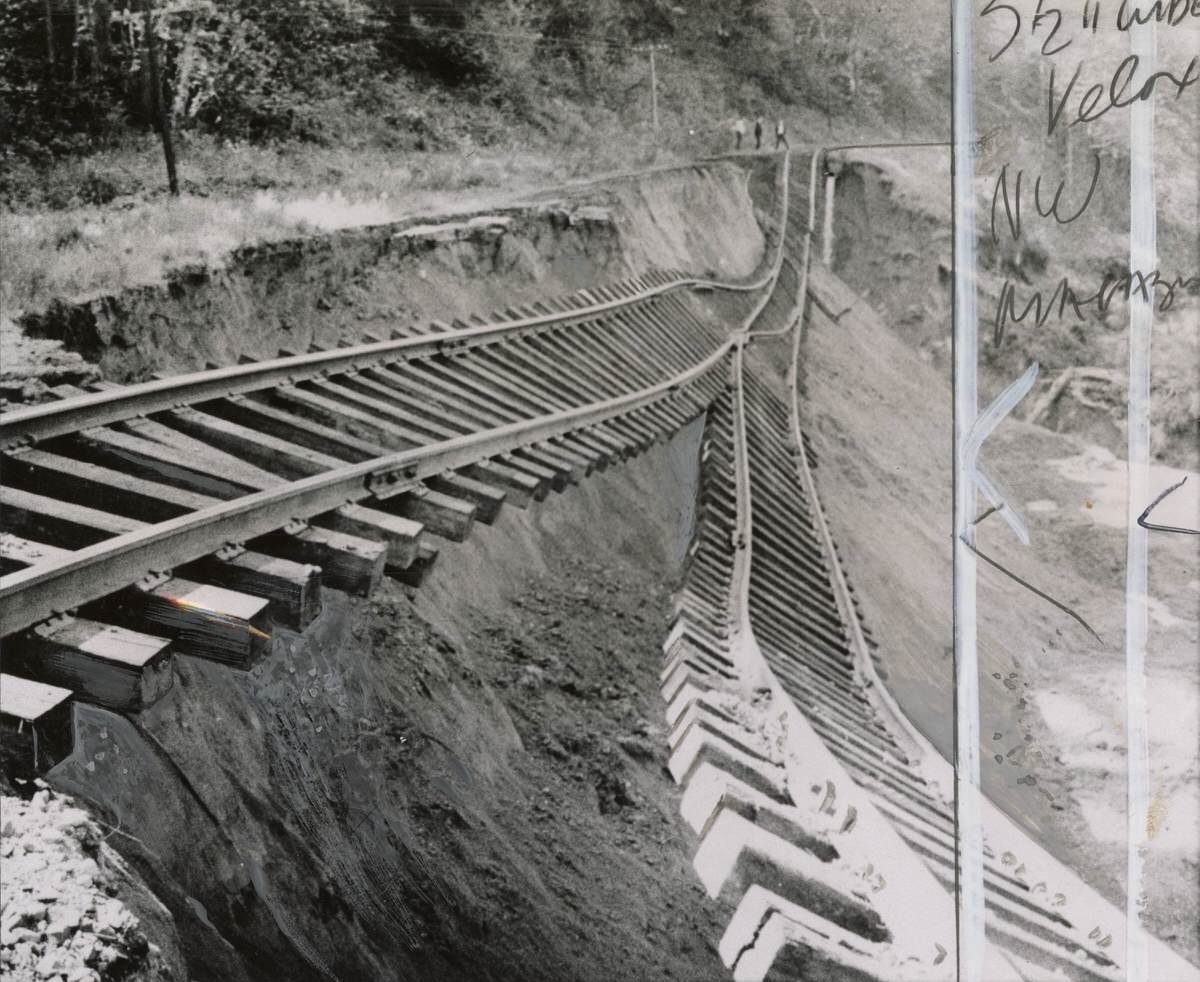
[
  {"xmin": 770, "ymin": 264, "xmax": 1198, "ymax": 966},
  {"xmin": 827, "ymin": 158, "xmax": 1198, "ymax": 468},
  {"xmin": 45, "ymin": 421, "xmax": 737, "ymax": 982},
  {"xmin": 16, "ymin": 161, "xmax": 767, "ymax": 386}
]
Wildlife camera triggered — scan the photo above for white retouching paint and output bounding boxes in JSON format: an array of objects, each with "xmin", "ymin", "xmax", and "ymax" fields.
[
  {"xmin": 974, "ymin": 464, "xmax": 1030, "ymax": 545},
  {"xmin": 962, "ymin": 365, "xmax": 1040, "ymax": 553},
  {"xmin": 789, "ymin": 159, "xmax": 1196, "ymax": 980},
  {"xmin": 962, "ymin": 363, "xmax": 1039, "ymax": 466},
  {"xmin": 721, "ymin": 290, "xmax": 998, "ymax": 981},
  {"xmin": 720, "ymin": 887, "xmax": 929, "ymax": 982},
  {"xmin": 1125, "ymin": 18, "xmax": 1158, "ymax": 982},
  {"xmin": 793, "ymin": 283, "xmax": 1198, "ymax": 978},
  {"xmin": 678, "ymin": 760, "xmax": 804, "ymax": 837},
  {"xmin": 951, "ymin": 0, "xmax": 985, "ymax": 978},
  {"xmin": 691, "ymin": 808, "xmax": 858, "ymax": 903},
  {"xmin": 822, "ymin": 171, "xmax": 837, "ymax": 265},
  {"xmin": 728, "ymin": 340, "xmax": 772, "ymax": 693}
]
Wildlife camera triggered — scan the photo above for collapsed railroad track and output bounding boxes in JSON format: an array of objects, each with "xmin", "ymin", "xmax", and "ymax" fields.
[
  {"xmin": 0, "ymin": 150, "xmax": 790, "ymax": 686},
  {"xmin": 0, "ymin": 152, "xmax": 1194, "ymax": 982}
]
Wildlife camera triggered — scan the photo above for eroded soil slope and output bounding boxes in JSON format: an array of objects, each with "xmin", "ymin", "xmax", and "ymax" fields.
[
  {"xmin": 829, "ymin": 155, "xmax": 1198, "ymax": 469},
  {"xmin": 45, "ymin": 421, "xmax": 738, "ymax": 982},
  {"xmin": 765, "ymin": 264, "xmax": 1198, "ymax": 966},
  {"xmin": 14, "ymin": 159, "xmax": 767, "ymax": 389}
]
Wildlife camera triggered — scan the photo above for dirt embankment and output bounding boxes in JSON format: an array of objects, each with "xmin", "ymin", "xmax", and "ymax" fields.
[
  {"xmin": 765, "ymin": 262, "xmax": 1198, "ymax": 967},
  {"xmin": 827, "ymin": 157, "xmax": 1199, "ymax": 469},
  {"xmin": 816, "ymin": 161, "xmax": 1197, "ymax": 966},
  {"xmin": 42, "ymin": 422, "xmax": 747, "ymax": 982},
  {"xmin": 12, "ymin": 160, "xmax": 767, "ymax": 390}
]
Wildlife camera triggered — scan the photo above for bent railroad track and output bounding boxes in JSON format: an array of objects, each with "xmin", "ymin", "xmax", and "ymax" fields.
[
  {"xmin": 0, "ymin": 152, "xmax": 1195, "ymax": 982},
  {"xmin": 0, "ymin": 149, "xmax": 791, "ymax": 667}
]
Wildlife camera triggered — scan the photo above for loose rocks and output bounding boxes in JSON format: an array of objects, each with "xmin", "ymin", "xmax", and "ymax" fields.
[{"xmin": 1, "ymin": 786, "xmax": 165, "ymax": 982}]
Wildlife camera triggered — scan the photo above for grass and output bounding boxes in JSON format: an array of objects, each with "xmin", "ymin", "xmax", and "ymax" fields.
[
  {"xmin": 0, "ymin": 42, "xmax": 928, "ymax": 320},
  {"xmin": 0, "ymin": 63, "xmax": 676, "ymax": 318},
  {"xmin": 0, "ymin": 127, "xmax": 687, "ymax": 318}
]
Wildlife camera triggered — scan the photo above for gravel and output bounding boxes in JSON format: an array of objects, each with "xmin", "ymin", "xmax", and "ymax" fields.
[{"xmin": 1, "ymin": 786, "xmax": 166, "ymax": 982}]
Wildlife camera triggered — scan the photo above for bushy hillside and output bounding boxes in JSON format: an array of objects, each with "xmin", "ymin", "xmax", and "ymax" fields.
[{"xmin": 1, "ymin": 0, "xmax": 951, "ymax": 208}]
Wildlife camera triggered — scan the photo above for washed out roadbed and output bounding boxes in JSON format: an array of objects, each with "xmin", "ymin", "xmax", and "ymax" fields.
[
  {"xmin": 49, "ymin": 425, "xmax": 731, "ymax": 981},
  {"xmin": 353, "ymin": 557, "xmax": 732, "ymax": 981}
]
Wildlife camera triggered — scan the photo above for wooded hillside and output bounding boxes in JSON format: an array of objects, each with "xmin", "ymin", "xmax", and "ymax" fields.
[{"xmin": 1, "ymin": 0, "xmax": 950, "ymax": 203}]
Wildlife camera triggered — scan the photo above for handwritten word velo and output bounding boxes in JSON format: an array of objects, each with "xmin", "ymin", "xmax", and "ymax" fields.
[
  {"xmin": 992, "ymin": 269, "xmax": 1200, "ymax": 344},
  {"xmin": 1047, "ymin": 53, "xmax": 1200, "ymax": 134},
  {"xmin": 990, "ymin": 154, "xmax": 1103, "ymax": 243}
]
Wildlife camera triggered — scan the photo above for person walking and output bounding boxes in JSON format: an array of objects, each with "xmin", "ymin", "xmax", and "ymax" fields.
[
  {"xmin": 774, "ymin": 118, "xmax": 789, "ymax": 149},
  {"xmin": 733, "ymin": 117, "xmax": 746, "ymax": 150},
  {"xmin": 753, "ymin": 116, "xmax": 763, "ymax": 150}
]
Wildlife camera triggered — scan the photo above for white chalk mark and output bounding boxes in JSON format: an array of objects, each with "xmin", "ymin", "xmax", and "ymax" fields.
[
  {"xmin": 951, "ymin": 0, "xmax": 985, "ymax": 978},
  {"xmin": 1125, "ymin": 19, "xmax": 1157, "ymax": 982},
  {"xmin": 962, "ymin": 363, "xmax": 1040, "ymax": 552},
  {"xmin": 975, "ymin": 465, "xmax": 1031, "ymax": 546},
  {"xmin": 963, "ymin": 362, "xmax": 1040, "ymax": 466}
]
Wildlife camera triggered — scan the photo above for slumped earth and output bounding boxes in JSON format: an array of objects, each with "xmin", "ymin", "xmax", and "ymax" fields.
[
  {"xmin": 13, "ymin": 423, "xmax": 741, "ymax": 982},
  {"xmin": 2, "ymin": 152, "xmax": 1196, "ymax": 979}
]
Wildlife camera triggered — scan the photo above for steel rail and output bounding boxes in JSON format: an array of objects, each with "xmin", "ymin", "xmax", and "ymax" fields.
[
  {"xmin": 0, "ymin": 275, "xmax": 695, "ymax": 448},
  {"xmin": 726, "ymin": 339, "xmax": 759, "ymax": 682},
  {"xmin": 772, "ymin": 144, "xmax": 1200, "ymax": 982},
  {"xmin": 784, "ymin": 278, "xmax": 1199, "ymax": 981},
  {"xmin": 0, "ymin": 346, "xmax": 730, "ymax": 636},
  {"xmin": 0, "ymin": 156, "xmax": 790, "ymax": 451},
  {"xmin": 712, "ymin": 174, "xmax": 968, "ymax": 975},
  {"xmin": 723, "ymin": 147, "xmax": 798, "ymax": 674},
  {"xmin": 777, "ymin": 146, "xmax": 937, "ymax": 769},
  {"xmin": 0, "ymin": 153, "xmax": 792, "ymax": 638},
  {"xmin": 722, "ymin": 153, "xmax": 793, "ymax": 346}
]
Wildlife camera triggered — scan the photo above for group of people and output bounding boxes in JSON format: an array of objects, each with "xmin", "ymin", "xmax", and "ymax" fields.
[{"xmin": 732, "ymin": 115, "xmax": 788, "ymax": 151}]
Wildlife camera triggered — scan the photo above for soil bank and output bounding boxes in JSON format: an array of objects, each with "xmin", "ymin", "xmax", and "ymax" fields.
[{"xmin": 45, "ymin": 421, "xmax": 744, "ymax": 982}]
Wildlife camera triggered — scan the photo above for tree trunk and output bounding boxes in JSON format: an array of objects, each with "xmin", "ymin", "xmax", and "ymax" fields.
[
  {"xmin": 43, "ymin": 0, "xmax": 56, "ymax": 108},
  {"xmin": 143, "ymin": 0, "xmax": 179, "ymax": 196},
  {"xmin": 71, "ymin": 0, "xmax": 80, "ymax": 89},
  {"xmin": 89, "ymin": 2, "xmax": 100, "ymax": 87},
  {"xmin": 138, "ymin": 8, "xmax": 154, "ymax": 125},
  {"xmin": 93, "ymin": 0, "xmax": 111, "ymax": 67}
]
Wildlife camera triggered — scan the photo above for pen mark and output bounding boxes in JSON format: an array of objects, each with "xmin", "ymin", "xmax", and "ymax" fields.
[
  {"xmin": 972, "ymin": 503, "xmax": 1004, "ymax": 526},
  {"xmin": 959, "ymin": 533, "xmax": 1104, "ymax": 644},
  {"xmin": 1137, "ymin": 476, "xmax": 1199, "ymax": 535}
]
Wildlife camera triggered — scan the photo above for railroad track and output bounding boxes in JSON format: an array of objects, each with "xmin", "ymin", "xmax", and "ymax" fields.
[
  {"xmin": 0, "ymin": 153, "xmax": 790, "ymax": 755},
  {"xmin": 1, "ymin": 152, "xmax": 1195, "ymax": 982},
  {"xmin": 658, "ymin": 155, "xmax": 1200, "ymax": 981}
]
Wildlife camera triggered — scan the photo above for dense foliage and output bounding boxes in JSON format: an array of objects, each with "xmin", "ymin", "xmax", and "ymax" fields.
[
  {"xmin": 1, "ymin": 0, "xmax": 949, "ymax": 164},
  {"xmin": 1, "ymin": 0, "xmax": 383, "ymax": 155}
]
